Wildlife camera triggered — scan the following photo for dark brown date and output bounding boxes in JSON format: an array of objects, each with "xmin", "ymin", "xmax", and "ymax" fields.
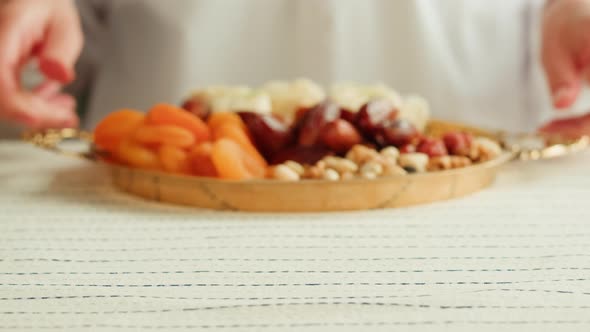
[
  {"xmin": 321, "ymin": 119, "xmax": 363, "ymax": 154},
  {"xmin": 339, "ymin": 109, "xmax": 357, "ymax": 124},
  {"xmin": 238, "ymin": 112, "xmax": 294, "ymax": 159},
  {"xmin": 356, "ymin": 99, "xmax": 399, "ymax": 137},
  {"xmin": 379, "ymin": 119, "xmax": 420, "ymax": 148},
  {"xmin": 181, "ymin": 98, "xmax": 210, "ymax": 120},
  {"xmin": 297, "ymin": 100, "xmax": 341, "ymax": 147}
]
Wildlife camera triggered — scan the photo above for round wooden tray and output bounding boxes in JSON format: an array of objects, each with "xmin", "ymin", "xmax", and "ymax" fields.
[{"xmin": 24, "ymin": 120, "xmax": 588, "ymax": 212}]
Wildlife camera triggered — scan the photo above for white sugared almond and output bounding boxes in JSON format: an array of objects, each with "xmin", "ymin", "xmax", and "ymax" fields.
[
  {"xmin": 399, "ymin": 95, "xmax": 431, "ymax": 132},
  {"xmin": 330, "ymin": 82, "xmax": 403, "ymax": 112},
  {"xmin": 261, "ymin": 79, "xmax": 326, "ymax": 118},
  {"xmin": 189, "ymin": 86, "xmax": 272, "ymax": 114}
]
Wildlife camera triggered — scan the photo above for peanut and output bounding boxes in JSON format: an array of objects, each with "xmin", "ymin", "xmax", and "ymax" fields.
[
  {"xmin": 323, "ymin": 168, "xmax": 341, "ymax": 181},
  {"xmin": 271, "ymin": 164, "xmax": 301, "ymax": 181},
  {"xmin": 360, "ymin": 161, "xmax": 384, "ymax": 179},
  {"xmin": 398, "ymin": 153, "xmax": 429, "ymax": 173},
  {"xmin": 322, "ymin": 156, "xmax": 359, "ymax": 174},
  {"xmin": 450, "ymin": 156, "xmax": 472, "ymax": 168},
  {"xmin": 345, "ymin": 144, "xmax": 380, "ymax": 165},
  {"xmin": 427, "ymin": 156, "xmax": 452, "ymax": 172},
  {"xmin": 380, "ymin": 146, "xmax": 400, "ymax": 162},
  {"xmin": 473, "ymin": 137, "xmax": 502, "ymax": 162},
  {"xmin": 284, "ymin": 160, "xmax": 305, "ymax": 176}
]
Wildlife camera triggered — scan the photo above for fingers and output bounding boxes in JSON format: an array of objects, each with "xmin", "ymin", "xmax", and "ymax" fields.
[
  {"xmin": 0, "ymin": 77, "xmax": 78, "ymax": 129},
  {"xmin": 32, "ymin": 80, "xmax": 62, "ymax": 98},
  {"xmin": 13, "ymin": 91, "xmax": 78, "ymax": 129},
  {"xmin": 542, "ymin": 30, "xmax": 582, "ymax": 109},
  {"xmin": 38, "ymin": 9, "xmax": 83, "ymax": 84},
  {"xmin": 539, "ymin": 113, "xmax": 590, "ymax": 139},
  {"xmin": 0, "ymin": 15, "xmax": 23, "ymax": 99},
  {"xmin": 0, "ymin": 0, "xmax": 82, "ymax": 129}
]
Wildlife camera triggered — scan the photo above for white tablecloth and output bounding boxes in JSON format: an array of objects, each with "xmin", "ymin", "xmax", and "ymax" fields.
[{"xmin": 1, "ymin": 141, "xmax": 589, "ymax": 331}]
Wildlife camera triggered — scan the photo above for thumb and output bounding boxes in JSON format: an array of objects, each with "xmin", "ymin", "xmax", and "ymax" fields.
[
  {"xmin": 542, "ymin": 39, "xmax": 582, "ymax": 109},
  {"xmin": 38, "ymin": 10, "xmax": 83, "ymax": 84}
]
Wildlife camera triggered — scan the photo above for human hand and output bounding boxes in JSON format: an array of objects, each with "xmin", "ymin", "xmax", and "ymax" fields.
[
  {"xmin": 540, "ymin": 0, "xmax": 590, "ymax": 137},
  {"xmin": 0, "ymin": 0, "xmax": 82, "ymax": 129},
  {"xmin": 542, "ymin": 0, "xmax": 590, "ymax": 108}
]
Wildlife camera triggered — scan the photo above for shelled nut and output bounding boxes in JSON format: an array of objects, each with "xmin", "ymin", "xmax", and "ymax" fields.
[
  {"xmin": 473, "ymin": 137, "xmax": 502, "ymax": 162},
  {"xmin": 450, "ymin": 156, "xmax": 472, "ymax": 168},
  {"xmin": 427, "ymin": 156, "xmax": 452, "ymax": 171},
  {"xmin": 284, "ymin": 160, "xmax": 305, "ymax": 176},
  {"xmin": 271, "ymin": 165, "xmax": 301, "ymax": 181},
  {"xmin": 323, "ymin": 168, "xmax": 341, "ymax": 181},
  {"xmin": 346, "ymin": 145, "xmax": 380, "ymax": 165},
  {"xmin": 304, "ymin": 161, "xmax": 326, "ymax": 179},
  {"xmin": 380, "ymin": 146, "xmax": 400, "ymax": 162},
  {"xmin": 360, "ymin": 161, "xmax": 384, "ymax": 179},
  {"xmin": 322, "ymin": 156, "xmax": 359, "ymax": 174},
  {"xmin": 398, "ymin": 153, "xmax": 429, "ymax": 173},
  {"xmin": 382, "ymin": 163, "xmax": 407, "ymax": 176}
]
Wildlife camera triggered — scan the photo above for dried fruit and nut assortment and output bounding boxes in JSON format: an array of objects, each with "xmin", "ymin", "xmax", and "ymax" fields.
[{"xmin": 93, "ymin": 80, "xmax": 503, "ymax": 181}]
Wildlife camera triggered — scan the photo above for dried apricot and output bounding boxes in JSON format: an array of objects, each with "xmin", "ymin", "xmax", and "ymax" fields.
[
  {"xmin": 189, "ymin": 142, "xmax": 218, "ymax": 177},
  {"xmin": 211, "ymin": 139, "xmax": 267, "ymax": 180},
  {"xmin": 94, "ymin": 109, "xmax": 145, "ymax": 152},
  {"xmin": 146, "ymin": 103, "xmax": 210, "ymax": 142},
  {"xmin": 212, "ymin": 122, "xmax": 267, "ymax": 166},
  {"xmin": 158, "ymin": 145, "xmax": 191, "ymax": 174},
  {"xmin": 133, "ymin": 125, "xmax": 195, "ymax": 148},
  {"xmin": 115, "ymin": 139, "xmax": 160, "ymax": 170},
  {"xmin": 207, "ymin": 112, "xmax": 246, "ymax": 133}
]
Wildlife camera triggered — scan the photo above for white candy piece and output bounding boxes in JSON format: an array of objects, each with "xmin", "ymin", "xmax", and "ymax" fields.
[
  {"xmin": 368, "ymin": 83, "xmax": 403, "ymax": 108},
  {"xmin": 330, "ymin": 82, "xmax": 403, "ymax": 112},
  {"xmin": 330, "ymin": 82, "xmax": 371, "ymax": 112},
  {"xmin": 261, "ymin": 79, "xmax": 326, "ymax": 118},
  {"xmin": 399, "ymin": 95, "xmax": 431, "ymax": 132},
  {"xmin": 210, "ymin": 91, "xmax": 272, "ymax": 114},
  {"xmin": 189, "ymin": 86, "xmax": 272, "ymax": 114},
  {"xmin": 398, "ymin": 153, "xmax": 429, "ymax": 173}
]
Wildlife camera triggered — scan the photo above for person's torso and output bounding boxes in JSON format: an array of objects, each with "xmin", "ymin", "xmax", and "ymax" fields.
[{"xmin": 83, "ymin": 0, "xmax": 551, "ymax": 132}]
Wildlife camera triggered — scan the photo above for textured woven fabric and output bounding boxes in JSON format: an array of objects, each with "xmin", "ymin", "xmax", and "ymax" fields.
[{"xmin": 1, "ymin": 142, "xmax": 589, "ymax": 331}]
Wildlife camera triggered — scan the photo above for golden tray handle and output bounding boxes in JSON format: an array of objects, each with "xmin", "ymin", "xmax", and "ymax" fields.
[
  {"xmin": 22, "ymin": 128, "xmax": 97, "ymax": 160},
  {"xmin": 499, "ymin": 132, "xmax": 590, "ymax": 161}
]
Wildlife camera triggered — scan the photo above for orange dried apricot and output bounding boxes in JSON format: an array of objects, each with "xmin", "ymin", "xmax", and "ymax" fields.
[
  {"xmin": 211, "ymin": 138, "xmax": 267, "ymax": 180},
  {"xmin": 133, "ymin": 124, "xmax": 195, "ymax": 148},
  {"xmin": 189, "ymin": 142, "xmax": 218, "ymax": 178},
  {"xmin": 94, "ymin": 109, "xmax": 145, "ymax": 152},
  {"xmin": 212, "ymin": 122, "xmax": 267, "ymax": 168},
  {"xmin": 158, "ymin": 145, "xmax": 191, "ymax": 174},
  {"xmin": 115, "ymin": 139, "xmax": 160, "ymax": 170},
  {"xmin": 146, "ymin": 103, "xmax": 210, "ymax": 142},
  {"xmin": 207, "ymin": 112, "xmax": 246, "ymax": 133}
]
